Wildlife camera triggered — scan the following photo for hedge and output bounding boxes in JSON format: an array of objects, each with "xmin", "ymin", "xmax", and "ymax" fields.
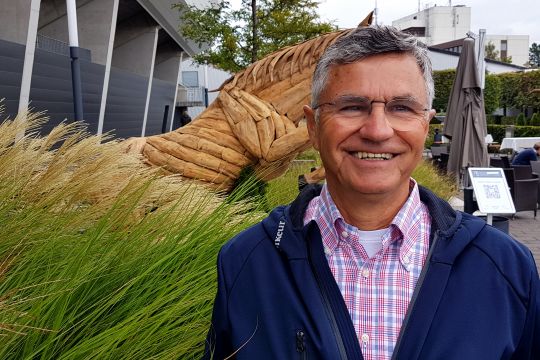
[{"xmin": 433, "ymin": 69, "xmax": 540, "ymax": 116}]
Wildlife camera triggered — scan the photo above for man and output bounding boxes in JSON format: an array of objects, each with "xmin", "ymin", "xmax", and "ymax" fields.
[
  {"xmin": 433, "ymin": 128, "xmax": 442, "ymax": 143},
  {"xmin": 204, "ymin": 26, "xmax": 539, "ymax": 359},
  {"xmin": 511, "ymin": 142, "xmax": 540, "ymax": 165}
]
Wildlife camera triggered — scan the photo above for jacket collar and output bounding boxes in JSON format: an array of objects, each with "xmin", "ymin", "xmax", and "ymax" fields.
[{"xmin": 263, "ymin": 183, "xmax": 487, "ymax": 265}]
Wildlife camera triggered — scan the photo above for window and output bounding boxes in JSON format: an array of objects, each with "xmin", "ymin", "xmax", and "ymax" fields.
[
  {"xmin": 500, "ymin": 40, "xmax": 508, "ymax": 61},
  {"xmin": 182, "ymin": 71, "xmax": 199, "ymax": 87}
]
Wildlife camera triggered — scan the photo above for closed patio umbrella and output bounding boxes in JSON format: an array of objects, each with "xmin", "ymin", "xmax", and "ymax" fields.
[{"xmin": 443, "ymin": 37, "xmax": 489, "ymax": 183}]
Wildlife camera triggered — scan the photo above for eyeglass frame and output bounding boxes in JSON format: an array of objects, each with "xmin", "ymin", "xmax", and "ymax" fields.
[{"xmin": 312, "ymin": 95, "xmax": 431, "ymax": 131}]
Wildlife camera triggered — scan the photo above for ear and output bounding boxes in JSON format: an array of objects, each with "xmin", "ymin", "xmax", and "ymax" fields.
[
  {"xmin": 304, "ymin": 105, "xmax": 320, "ymax": 151},
  {"xmin": 424, "ymin": 109, "xmax": 436, "ymax": 134}
]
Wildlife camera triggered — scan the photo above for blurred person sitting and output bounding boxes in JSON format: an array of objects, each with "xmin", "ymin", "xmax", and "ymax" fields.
[{"xmin": 511, "ymin": 142, "xmax": 540, "ymax": 165}]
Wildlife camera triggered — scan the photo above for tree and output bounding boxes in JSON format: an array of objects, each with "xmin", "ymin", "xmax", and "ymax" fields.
[
  {"xmin": 485, "ymin": 41, "xmax": 499, "ymax": 61},
  {"xmin": 175, "ymin": 0, "xmax": 336, "ymax": 72},
  {"xmin": 530, "ymin": 42, "xmax": 540, "ymax": 68},
  {"xmin": 500, "ymin": 55, "xmax": 513, "ymax": 64}
]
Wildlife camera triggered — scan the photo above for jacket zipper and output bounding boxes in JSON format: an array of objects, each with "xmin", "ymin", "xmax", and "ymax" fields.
[
  {"xmin": 391, "ymin": 232, "xmax": 440, "ymax": 360},
  {"xmin": 296, "ymin": 330, "xmax": 307, "ymax": 360},
  {"xmin": 308, "ymin": 247, "xmax": 348, "ymax": 359}
]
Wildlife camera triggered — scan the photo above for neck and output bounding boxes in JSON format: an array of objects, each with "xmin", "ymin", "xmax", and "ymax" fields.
[{"xmin": 326, "ymin": 182, "xmax": 411, "ymax": 231}]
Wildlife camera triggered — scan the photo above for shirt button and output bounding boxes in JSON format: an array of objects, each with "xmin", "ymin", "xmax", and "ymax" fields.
[
  {"xmin": 361, "ymin": 333, "xmax": 369, "ymax": 343},
  {"xmin": 403, "ymin": 256, "xmax": 410, "ymax": 264},
  {"xmin": 362, "ymin": 269, "xmax": 370, "ymax": 278},
  {"xmin": 341, "ymin": 231, "xmax": 349, "ymax": 238}
]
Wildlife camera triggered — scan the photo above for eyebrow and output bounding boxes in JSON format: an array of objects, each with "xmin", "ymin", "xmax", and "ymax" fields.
[{"xmin": 334, "ymin": 94, "xmax": 422, "ymax": 103}]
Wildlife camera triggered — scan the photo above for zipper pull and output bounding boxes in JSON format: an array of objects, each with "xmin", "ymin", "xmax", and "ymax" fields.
[{"xmin": 296, "ymin": 330, "xmax": 306, "ymax": 353}]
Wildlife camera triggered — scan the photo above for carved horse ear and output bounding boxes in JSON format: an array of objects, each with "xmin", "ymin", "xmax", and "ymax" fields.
[{"xmin": 358, "ymin": 11, "xmax": 374, "ymax": 27}]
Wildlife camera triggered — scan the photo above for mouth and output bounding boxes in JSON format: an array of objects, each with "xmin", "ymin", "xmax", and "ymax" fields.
[{"xmin": 351, "ymin": 151, "xmax": 394, "ymax": 160}]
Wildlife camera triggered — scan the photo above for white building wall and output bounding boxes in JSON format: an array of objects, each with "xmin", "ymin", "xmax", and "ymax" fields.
[
  {"xmin": 392, "ymin": 6, "xmax": 471, "ymax": 46},
  {"xmin": 427, "ymin": 6, "xmax": 470, "ymax": 45},
  {"xmin": 485, "ymin": 35, "xmax": 530, "ymax": 67}
]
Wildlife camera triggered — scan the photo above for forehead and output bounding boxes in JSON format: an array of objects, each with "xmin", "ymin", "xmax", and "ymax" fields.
[{"xmin": 323, "ymin": 53, "xmax": 426, "ymax": 100}]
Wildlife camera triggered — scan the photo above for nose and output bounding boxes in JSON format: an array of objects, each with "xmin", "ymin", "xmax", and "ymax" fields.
[{"xmin": 357, "ymin": 102, "xmax": 394, "ymax": 141}]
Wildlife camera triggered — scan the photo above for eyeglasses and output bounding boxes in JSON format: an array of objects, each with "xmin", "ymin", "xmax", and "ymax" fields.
[{"xmin": 313, "ymin": 96, "xmax": 430, "ymax": 131}]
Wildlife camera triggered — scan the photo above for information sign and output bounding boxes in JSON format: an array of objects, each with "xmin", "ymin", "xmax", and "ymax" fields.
[{"xmin": 468, "ymin": 168, "xmax": 515, "ymax": 214}]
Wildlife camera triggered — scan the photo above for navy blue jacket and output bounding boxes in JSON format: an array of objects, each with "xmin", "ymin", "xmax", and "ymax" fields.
[
  {"xmin": 512, "ymin": 148, "xmax": 538, "ymax": 166},
  {"xmin": 204, "ymin": 185, "xmax": 540, "ymax": 359}
]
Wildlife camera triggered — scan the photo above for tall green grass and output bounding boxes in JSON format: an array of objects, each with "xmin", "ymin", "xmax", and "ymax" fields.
[{"xmin": 0, "ymin": 111, "xmax": 263, "ymax": 359}]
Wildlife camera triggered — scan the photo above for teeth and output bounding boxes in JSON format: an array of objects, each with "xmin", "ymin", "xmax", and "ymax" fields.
[{"xmin": 353, "ymin": 152, "xmax": 393, "ymax": 160}]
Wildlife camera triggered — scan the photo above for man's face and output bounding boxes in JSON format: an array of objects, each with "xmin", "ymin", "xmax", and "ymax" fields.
[{"xmin": 305, "ymin": 53, "xmax": 435, "ymax": 198}]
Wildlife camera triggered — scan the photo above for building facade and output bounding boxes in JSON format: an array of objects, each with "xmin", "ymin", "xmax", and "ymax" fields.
[
  {"xmin": 0, "ymin": 0, "xmax": 209, "ymax": 139},
  {"xmin": 392, "ymin": 5, "xmax": 529, "ymax": 67},
  {"xmin": 392, "ymin": 5, "xmax": 471, "ymax": 46}
]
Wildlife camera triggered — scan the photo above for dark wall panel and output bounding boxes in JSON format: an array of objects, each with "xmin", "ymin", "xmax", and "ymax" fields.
[
  {"xmin": 0, "ymin": 39, "xmax": 25, "ymax": 118},
  {"xmin": 0, "ymin": 38, "xmax": 177, "ymax": 140},
  {"xmin": 103, "ymin": 67, "xmax": 148, "ymax": 139},
  {"xmin": 29, "ymin": 47, "xmax": 105, "ymax": 135},
  {"xmin": 146, "ymin": 78, "xmax": 175, "ymax": 136}
]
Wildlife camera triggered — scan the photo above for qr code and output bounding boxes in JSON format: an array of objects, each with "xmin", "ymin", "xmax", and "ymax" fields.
[{"xmin": 483, "ymin": 184, "xmax": 500, "ymax": 199}]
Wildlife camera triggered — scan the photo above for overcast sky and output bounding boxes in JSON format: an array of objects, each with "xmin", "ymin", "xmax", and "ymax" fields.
[
  {"xmin": 229, "ymin": 0, "xmax": 539, "ymax": 45},
  {"xmin": 317, "ymin": 0, "xmax": 539, "ymax": 44}
]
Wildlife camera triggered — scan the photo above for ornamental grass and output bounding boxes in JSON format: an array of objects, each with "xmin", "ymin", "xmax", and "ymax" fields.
[{"xmin": 0, "ymin": 109, "xmax": 263, "ymax": 359}]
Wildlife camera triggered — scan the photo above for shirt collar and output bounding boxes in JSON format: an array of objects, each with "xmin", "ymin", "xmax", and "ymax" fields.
[{"xmin": 316, "ymin": 180, "xmax": 427, "ymax": 265}]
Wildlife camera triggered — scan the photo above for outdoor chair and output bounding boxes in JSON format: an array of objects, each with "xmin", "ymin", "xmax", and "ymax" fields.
[
  {"xmin": 500, "ymin": 155, "xmax": 511, "ymax": 168},
  {"xmin": 502, "ymin": 168, "xmax": 538, "ymax": 218},
  {"xmin": 530, "ymin": 160, "xmax": 540, "ymax": 176},
  {"xmin": 430, "ymin": 145, "xmax": 447, "ymax": 158},
  {"xmin": 531, "ymin": 161, "xmax": 540, "ymax": 208},
  {"xmin": 511, "ymin": 165, "xmax": 533, "ymax": 180},
  {"xmin": 489, "ymin": 157, "xmax": 505, "ymax": 168},
  {"xmin": 513, "ymin": 178, "xmax": 539, "ymax": 218}
]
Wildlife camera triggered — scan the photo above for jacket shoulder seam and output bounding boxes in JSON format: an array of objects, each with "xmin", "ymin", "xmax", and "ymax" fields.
[
  {"xmin": 469, "ymin": 241, "xmax": 531, "ymax": 309},
  {"xmin": 225, "ymin": 235, "xmax": 267, "ymax": 299}
]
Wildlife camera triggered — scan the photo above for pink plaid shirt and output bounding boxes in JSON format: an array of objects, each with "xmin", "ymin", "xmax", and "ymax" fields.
[{"xmin": 303, "ymin": 181, "xmax": 431, "ymax": 360}]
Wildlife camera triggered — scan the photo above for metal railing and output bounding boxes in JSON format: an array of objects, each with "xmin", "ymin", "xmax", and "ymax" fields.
[
  {"xmin": 36, "ymin": 33, "xmax": 91, "ymax": 61},
  {"xmin": 176, "ymin": 86, "xmax": 207, "ymax": 107}
]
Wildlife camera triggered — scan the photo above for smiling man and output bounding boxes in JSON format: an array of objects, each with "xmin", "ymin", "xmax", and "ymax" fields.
[{"xmin": 204, "ymin": 26, "xmax": 539, "ymax": 360}]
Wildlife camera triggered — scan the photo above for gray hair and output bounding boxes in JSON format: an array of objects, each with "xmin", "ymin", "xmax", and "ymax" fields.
[{"xmin": 311, "ymin": 26, "xmax": 434, "ymax": 112}]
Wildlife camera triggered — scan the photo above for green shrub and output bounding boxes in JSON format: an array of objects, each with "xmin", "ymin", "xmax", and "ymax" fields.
[
  {"xmin": 433, "ymin": 69, "xmax": 455, "ymax": 112},
  {"xmin": 484, "ymin": 73, "xmax": 501, "ymax": 115},
  {"xmin": 501, "ymin": 116, "xmax": 516, "ymax": 125},
  {"xmin": 530, "ymin": 113, "xmax": 540, "ymax": 126},
  {"xmin": 486, "ymin": 125, "xmax": 507, "ymax": 143},
  {"xmin": 516, "ymin": 113, "xmax": 527, "ymax": 126},
  {"xmin": 514, "ymin": 125, "xmax": 540, "ymax": 137}
]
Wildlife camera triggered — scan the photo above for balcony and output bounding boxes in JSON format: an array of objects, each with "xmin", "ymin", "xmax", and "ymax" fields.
[{"xmin": 176, "ymin": 85, "xmax": 206, "ymax": 107}]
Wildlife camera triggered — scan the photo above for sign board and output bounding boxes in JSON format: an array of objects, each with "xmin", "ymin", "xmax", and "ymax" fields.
[{"xmin": 468, "ymin": 168, "xmax": 515, "ymax": 214}]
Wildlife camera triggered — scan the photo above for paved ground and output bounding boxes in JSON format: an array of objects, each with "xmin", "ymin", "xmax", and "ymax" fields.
[
  {"xmin": 450, "ymin": 195, "xmax": 540, "ymax": 273},
  {"xmin": 508, "ymin": 213, "xmax": 540, "ymax": 273}
]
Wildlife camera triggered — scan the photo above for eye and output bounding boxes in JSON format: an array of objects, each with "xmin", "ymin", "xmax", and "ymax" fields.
[
  {"xmin": 387, "ymin": 101, "xmax": 415, "ymax": 113},
  {"xmin": 338, "ymin": 102, "xmax": 370, "ymax": 113}
]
